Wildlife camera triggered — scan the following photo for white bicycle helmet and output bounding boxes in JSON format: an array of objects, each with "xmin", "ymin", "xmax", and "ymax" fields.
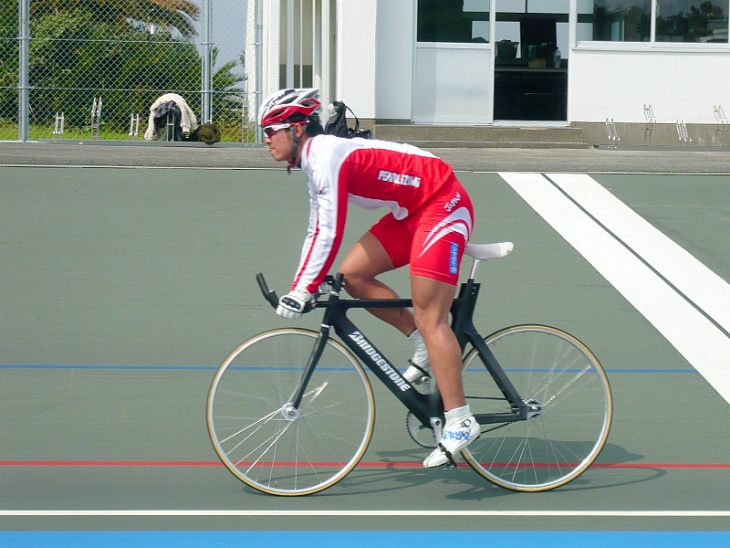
[
  {"xmin": 258, "ymin": 88, "xmax": 322, "ymax": 127},
  {"xmin": 259, "ymin": 88, "xmax": 322, "ymax": 172}
]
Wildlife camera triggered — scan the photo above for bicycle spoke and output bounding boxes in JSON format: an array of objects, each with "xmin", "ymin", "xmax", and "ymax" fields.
[
  {"xmin": 461, "ymin": 325, "xmax": 612, "ymax": 491},
  {"xmin": 207, "ymin": 328, "xmax": 375, "ymax": 496}
]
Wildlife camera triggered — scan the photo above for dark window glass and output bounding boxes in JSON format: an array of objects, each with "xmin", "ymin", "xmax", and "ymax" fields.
[
  {"xmin": 417, "ymin": 0, "xmax": 490, "ymax": 43},
  {"xmin": 593, "ymin": 1, "xmax": 652, "ymax": 42},
  {"xmin": 592, "ymin": 1, "xmax": 728, "ymax": 43},
  {"xmin": 656, "ymin": 1, "xmax": 728, "ymax": 43}
]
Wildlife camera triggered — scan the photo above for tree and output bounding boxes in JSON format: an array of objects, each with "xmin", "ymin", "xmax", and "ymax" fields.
[
  {"xmin": 5, "ymin": 1, "xmax": 248, "ymax": 140},
  {"xmin": 210, "ymin": 48, "xmax": 247, "ymax": 139},
  {"xmin": 27, "ymin": 6, "xmax": 201, "ymax": 132},
  {"xmin": 29, "ymin": 0, "xmax": 200, "ymax": 39},
  {"xmin": 0, "ymin": 3, "xmax": 19, "ymax": 125}
]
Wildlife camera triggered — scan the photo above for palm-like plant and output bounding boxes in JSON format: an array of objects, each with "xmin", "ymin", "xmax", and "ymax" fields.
[{"xmin": 30, "ymin": 0, "xmax": 200, "ymax": 38}]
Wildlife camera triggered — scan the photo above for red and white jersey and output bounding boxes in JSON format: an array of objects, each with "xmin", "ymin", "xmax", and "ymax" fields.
[{"xmin": 291, "ymin": 135, "xmax": 459, "ymax": 294}]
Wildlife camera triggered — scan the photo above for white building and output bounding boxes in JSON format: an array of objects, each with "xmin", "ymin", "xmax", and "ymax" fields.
[{"xmin": 252, "ymin": 1, "xmax": 730, "ymax": 146}]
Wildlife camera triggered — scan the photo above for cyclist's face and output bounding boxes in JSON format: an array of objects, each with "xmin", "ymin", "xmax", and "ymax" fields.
[{"xmin": 264, "ymin": 124, "xmax": 300, "ymax": 162}]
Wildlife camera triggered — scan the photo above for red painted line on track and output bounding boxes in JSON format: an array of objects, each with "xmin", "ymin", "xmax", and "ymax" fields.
[
  {"xmin": 0, "ymin": 461, "xmax": 223, "ymax": 467},
  {"xmin": 0, "ymin": 461, "xmax": 728, "ymax": 469},
  {"xmin": 593, "ymin": 463, "xmax": 730, "ymax": 470}
]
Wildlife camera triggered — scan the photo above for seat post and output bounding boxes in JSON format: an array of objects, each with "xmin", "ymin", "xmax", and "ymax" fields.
[
  {"xmin": 450, "ymin": 278, "xmax": 481, "ymax": 350},
  {"xmin": 469, "ymin": 252, "xmax": 489, "ymax": 281}
]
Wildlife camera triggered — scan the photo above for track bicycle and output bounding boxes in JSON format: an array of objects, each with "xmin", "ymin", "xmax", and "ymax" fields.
[{"xmin": 206, "ymin": 242, "xmax": 613, "ymax": 496}]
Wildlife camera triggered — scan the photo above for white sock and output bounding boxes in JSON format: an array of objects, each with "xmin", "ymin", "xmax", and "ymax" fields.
[
  {"xmin": 408, "ymin": 329, "xmax": 428, "ymax": 365},
  {"xmin": 445, "ymin": 405, "xmax": 471, "ymax": 426}
]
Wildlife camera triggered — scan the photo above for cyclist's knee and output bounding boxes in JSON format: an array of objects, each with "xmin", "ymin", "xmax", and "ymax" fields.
[
  {"xmin": 413, "ymin": 312, "xmax": 450, "ymax": 338},
  {"xmin": 341, "ymin": 271, "xmax": 371, "ymax": 297}
]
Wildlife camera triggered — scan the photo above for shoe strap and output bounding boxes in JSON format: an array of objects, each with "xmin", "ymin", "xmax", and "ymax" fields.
[
  {"xmin": 407, "ymin": 359, "xmax": 430, "ymax": 377},
  {"xmin": 436, "ymin": 442, "xmax": 456, "ymax": 467}
]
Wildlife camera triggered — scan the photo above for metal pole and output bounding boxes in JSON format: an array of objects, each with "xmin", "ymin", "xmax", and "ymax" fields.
[
  {"xmin": 312, "ymin": 0, "xmax": 319, "ymax": 92},
  {"xmin": 299, "ymin": 0, "xmax": 304, "ymax": 87},
  {"xmin": 201, "ymin": 0, "xmax": 213, "ymax": 123},
  {"xmin": 18, "ymin": 0, "xmax": 30, "ymax": 142},
  {"xmin": 286, "ymin": 0, "xmax": 294, "ymax": 87},
  {"xmin": 255, "ymin": 0, "xmax": 264, "ymax": 143},
  {"xmin": 320, "ymin": 0, "xmax": 330, "ymax": 111}
]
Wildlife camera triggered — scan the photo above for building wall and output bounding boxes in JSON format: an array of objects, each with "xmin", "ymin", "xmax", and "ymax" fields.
[
  {"xmin": 261, "ymin": 0, "xmax": 281, "ymax": 101},
  {"xmin": 337, "ymin": 0, "xmax": 378, "ymax": 118},
  {"xmin": 264, "ymin": 1, "xmax": 730, "ymax": 130},
  {"xmin": 569, "ymin": 47, "xmax": 730, "ymax": 124},
  {"xmin": 374, "ymin": 0, "xmax": 415, "ymax": 121}
]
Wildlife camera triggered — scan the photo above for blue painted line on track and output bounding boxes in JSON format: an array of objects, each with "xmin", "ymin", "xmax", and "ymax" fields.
[
  {"xmin": 0, "ymin": 364, "xmax": 217, "ymax": 371},
  {"xmin": 0, "ymin": 531, "xmax": 728, "ymax": 547},
  {"xmin": 0, "ymin": 364, "xmax": 699, "ymax": 374}
]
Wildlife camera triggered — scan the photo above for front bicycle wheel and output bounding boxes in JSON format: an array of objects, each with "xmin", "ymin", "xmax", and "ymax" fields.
[
  {"xmin": 206, "ymin": 328, "xmax": 375, "ymax": 496},
  {"xmin": 461, "ymin": 325, "xmax": 612, "ymax": 492}
]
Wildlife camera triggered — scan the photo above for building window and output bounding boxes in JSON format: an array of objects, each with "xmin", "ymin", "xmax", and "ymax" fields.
[
  {"xmin": 417, "ymin": 0, "xmax": 491, "ymax": 43},
  {"xmin": 591, "ymin": 1, "xmax": 728, "ymax": 43},
  {"xmin": 656, "ymin": 0, "xmax": 728, "ymax": 43},
  {"xmin": 593, "ymin": 1, "xmax": 651, "ymax": 41}
]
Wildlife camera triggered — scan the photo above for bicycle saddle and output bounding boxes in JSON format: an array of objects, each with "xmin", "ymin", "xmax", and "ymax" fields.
[{"xmin": 465, "ymin": 242, "xmax": 514, "ymax": 260}]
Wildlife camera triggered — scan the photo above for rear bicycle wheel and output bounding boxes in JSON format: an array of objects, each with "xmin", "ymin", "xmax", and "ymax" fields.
[
  {"xmin": 206, "ymin": 328, "xmax": 375, "ymax": 496},
  {"xmin": 461, "ymin": 324, "xmax": 612, "ymax": 491}
]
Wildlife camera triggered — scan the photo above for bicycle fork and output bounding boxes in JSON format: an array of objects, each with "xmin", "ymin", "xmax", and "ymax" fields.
[{"xmin": 285, "ymin": 324, "xmax": 333, "ymax": 415}]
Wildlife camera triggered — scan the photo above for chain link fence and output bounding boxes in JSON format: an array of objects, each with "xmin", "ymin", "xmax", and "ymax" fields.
[{"xmin": 1, "ymin": 0, "xmax": 259, "ymax": 143}]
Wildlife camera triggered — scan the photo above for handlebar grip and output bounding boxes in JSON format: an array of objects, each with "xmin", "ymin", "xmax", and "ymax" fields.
[{"xmin": 256, "ymin": 273, "xmax": 279, "ymax": 309}]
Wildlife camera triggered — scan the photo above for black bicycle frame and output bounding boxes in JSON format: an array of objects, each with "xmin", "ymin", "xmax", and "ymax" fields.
[{"xmin": 257, "ymin": 273, "xmax": 530, "ymax": 430}]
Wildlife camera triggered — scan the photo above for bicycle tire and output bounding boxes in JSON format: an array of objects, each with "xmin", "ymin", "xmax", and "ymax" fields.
[
  {"xmin": 461, "ymin": 324, "xmax": 612, "ymax": 491},
  {"xmin": 206, "ymin": 328, "xmax": 375, "ymax": 496}
]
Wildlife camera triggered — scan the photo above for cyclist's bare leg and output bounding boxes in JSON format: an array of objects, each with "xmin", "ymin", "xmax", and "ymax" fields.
[
  {"xmin": 339, "ymin": 232, "xmax": 416, "ymax": 337},
  {"xmin": 411, "ymin": 275, "xmax": 465, "ymax": 411}
]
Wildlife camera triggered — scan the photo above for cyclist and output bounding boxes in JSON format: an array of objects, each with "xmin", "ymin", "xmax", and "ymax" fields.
[{"xmin": 258, "ymin": 88, "xmax": 479, "ymax": 468}]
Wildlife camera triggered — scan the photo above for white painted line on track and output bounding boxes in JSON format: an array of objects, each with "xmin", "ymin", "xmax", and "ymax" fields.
[
  {"xmin": 500, "ymin": 172, "xmax": 730, "ymax": 405},
  {"xmin": 548, "ymin": 173, "xmax": 730, "ymax": 335},
  {"xmin": 1, "ymin": 510, "xmax": 729, "ymax": 517}
]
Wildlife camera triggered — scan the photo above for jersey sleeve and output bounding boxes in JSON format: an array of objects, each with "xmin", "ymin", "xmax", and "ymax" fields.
[{"xmin": 290, "ymin": 138, "xmax": 350, "ymax": 294}]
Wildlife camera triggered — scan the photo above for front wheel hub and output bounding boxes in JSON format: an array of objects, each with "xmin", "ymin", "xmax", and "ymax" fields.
[{"xmin": 281, "ymin": 404, "xmax": 300, "ymax": 421}]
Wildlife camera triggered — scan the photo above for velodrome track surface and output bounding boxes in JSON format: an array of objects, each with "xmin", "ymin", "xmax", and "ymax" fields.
[{"xmin": 1, "ymin": 142, "xmax": 729, "ymax": 546}]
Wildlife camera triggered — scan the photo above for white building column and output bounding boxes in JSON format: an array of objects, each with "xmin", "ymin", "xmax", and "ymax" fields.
[
  {"xmin": 320, "ymin": 0, "xmax": 332, "ymax": 110},
  {"xmin": 260, "ymin": 0, "xmax": 281, "ymax": 99},
  {"xmin": 336, "ymin": 0, "xmax": 377, "ymax": 118}
]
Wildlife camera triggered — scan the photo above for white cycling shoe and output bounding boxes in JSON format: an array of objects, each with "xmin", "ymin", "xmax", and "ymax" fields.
[{"xmin": 423, "ymin": 415, "xmax": 481, "ymax": 468}]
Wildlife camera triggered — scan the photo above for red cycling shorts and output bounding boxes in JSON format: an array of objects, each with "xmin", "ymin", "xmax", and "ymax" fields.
[{"xmin": 369, "ymin": 176, "xmax": 474, "ymax": 286}]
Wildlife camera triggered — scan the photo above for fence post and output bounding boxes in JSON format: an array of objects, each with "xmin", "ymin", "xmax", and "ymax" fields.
[
  {"xmin": 255, "ymin": 0, "xmax": 264, "ymax": 143},
  {"xmin": 201, "ymin": 0, "xmax": 213, "ymax": 124},
  {"xmin": 18, "ymin": 0, "xmax": 30, "ymax": 142}
]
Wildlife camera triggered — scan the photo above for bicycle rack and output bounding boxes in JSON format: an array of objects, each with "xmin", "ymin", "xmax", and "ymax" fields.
[
  {"xmin": 90, "ymin": 96, "xmax": 102, "ymax": 140},
  {"xmin": 643, "ymin": 104, "xmax": 656, "ymax": 146},
  {"xmin": 53, "ymin": 112, "xmax": 64, "ymax": 139},
  {"xmin": 714, "ymin": 105, "xmax": 728, "ymax": 146},
  {"xmin": 605, "ymin": 118, "xmax": 620, "ymax": 148},
  {"xmin": 676, "ymin": 119, "xmax": 692, "ymax": 146},
  {"xmin": 128, "ymin": 113, "xmax": 140, "ymax": 140}
]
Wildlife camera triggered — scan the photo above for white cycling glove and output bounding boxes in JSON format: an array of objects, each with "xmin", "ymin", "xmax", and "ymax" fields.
[{"xmin": 276, "ymin": 288, "xmax": 313, "ymax": 319}]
